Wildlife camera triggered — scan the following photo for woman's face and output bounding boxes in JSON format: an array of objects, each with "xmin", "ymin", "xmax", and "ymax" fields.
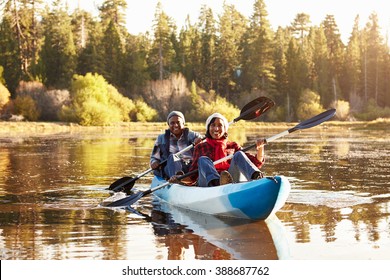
[{"xmin": 209, "ymin": 118, "xmax": 225, "ymax": 139}]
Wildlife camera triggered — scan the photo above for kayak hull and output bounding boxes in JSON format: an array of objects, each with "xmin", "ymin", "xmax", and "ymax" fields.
[{"xmin": 152, "ymin": 175, "xmax": 291, "ymax": 220}]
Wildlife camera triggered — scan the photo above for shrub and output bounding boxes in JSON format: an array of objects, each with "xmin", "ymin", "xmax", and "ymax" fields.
[
  {"xmin": 331, "ymin": 100, "xmax": 350, "ymax": 120},
  {"xmin": 64, "ymin": 73, "xmax": 157, "ymax": 125},
  {"xmin": 13, "ymin": 95, "xmax": 40, "ymax": 121},
  {"xmin": 76, "ymin": 98, "xmax": 122, "ymax": 126},
  {"xmin": 296, "ymin": 89, "xmax": 324, "ymax": 120},
  {"xmin": 187, "ymin": 92, "xmax": 240, "ymax": 122},
  {"xmin": 14, "ymin": 81, "xmax": 71, "ymax": 121},
  {"xmin": 0, "ymin": 82, "xmax": 10, "ymax": 111},
  {"xmin": 130, "ymin": 99, "xmax": 158, "ymax": 122},
  {"xmin": 354, "ymin": 99, "xmax": 390, "ymax": 121}
]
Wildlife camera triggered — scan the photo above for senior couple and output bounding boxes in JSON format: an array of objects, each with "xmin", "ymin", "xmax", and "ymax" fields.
[{"xmin": 150, "ymin": 111, "xmax": 266, "ymax": 187}]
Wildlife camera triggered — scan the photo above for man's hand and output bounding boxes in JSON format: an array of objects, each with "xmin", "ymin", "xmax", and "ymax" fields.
[{"xmin": 150, "ymin": 161, "xmax": 160, "ymax": 170}]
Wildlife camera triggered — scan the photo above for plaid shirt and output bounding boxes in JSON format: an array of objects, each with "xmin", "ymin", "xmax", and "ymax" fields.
[{"xmin": 150, "ymin": 129, "xmax": 201, "ymax": 165}]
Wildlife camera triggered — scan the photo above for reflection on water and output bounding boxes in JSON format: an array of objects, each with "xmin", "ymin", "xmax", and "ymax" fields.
[{"xmin": 0, "ymin": 126, "xmax": 389, "ymax": 259}]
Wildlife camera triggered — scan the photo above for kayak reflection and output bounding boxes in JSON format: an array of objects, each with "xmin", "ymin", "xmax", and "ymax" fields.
[{"xmin": 129, "ymin": 201, "xmax": 290, "ymax": 260}]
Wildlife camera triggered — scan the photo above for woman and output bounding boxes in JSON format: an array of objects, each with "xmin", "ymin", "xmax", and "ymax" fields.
[{"xmin": 177, "ymin": 113, "xmax": 266, "ymax": 187}]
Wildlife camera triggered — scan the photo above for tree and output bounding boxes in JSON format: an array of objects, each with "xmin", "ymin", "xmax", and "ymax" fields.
[
  {"xmin": 101, "ymin": 20, "xmax": 124, "ymax": 86},
  {"xmin": 148, "ymin": 1, "xmax": 177, "ymax": 80},
  {"xmin": 285, "ymin": 38, "xmax": 310, "ymax": 120},
  {"xmin": 309, "ymin": 25, "xmax": 332, "ymax": 107},
  {"xmin": 0, "ymin": 3, "xmax": 23, "ymax": 94},
  {"xmin": 363, "ymin": 12, "xmax": 386, "ymax": 106},
  {"xmin": 216, "ymin": 2, "xmax": 247, "ymax": 98},
  {"xmin": 322, "ymin": 15, "xmax": 345, "ymax": 104},
  {"xmin": 98, "ymin": 0, "xmax": 127, "ymax": 28},
  {"xmin": 291, "ymin": 13, "xmax": 311, "ymax": 45},
  {"xmin": 76, "ymin": 21, "xmax": 105, "ymax": 76},
  {"xmin": 241, "ymin": 0, "xmax": 275, "ymax": 92},
  {"xmin": 121, "ymin": 34, "xmax": 150, "ymax": 97},
  {"xmin": 273, "ymin": 27, "xmax": 290, "ymax": 120},
  {"xmin": 39, "ymin": 1, "xmax": 77, "ymax": 88},
  {"xmin": 197, "ymin": 5, "xmax": 217, "ymax": 91},
  {"xmin": 177, "ymin": 17, "xmax": 202, "ymax": 85},
  {"xmin": 343, "ymin": 16, "xmax": 362, "ymax": 110}
]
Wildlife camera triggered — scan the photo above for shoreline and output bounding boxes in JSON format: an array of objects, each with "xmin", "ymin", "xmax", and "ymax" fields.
[{"xmin": 0, "ymin": 119, "xmax": 388, "ymax": 137}]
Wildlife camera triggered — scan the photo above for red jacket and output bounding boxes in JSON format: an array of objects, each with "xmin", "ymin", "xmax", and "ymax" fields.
[{"xmin": 187, "ymin": 138, "xmax": 264, "ymax": 184}]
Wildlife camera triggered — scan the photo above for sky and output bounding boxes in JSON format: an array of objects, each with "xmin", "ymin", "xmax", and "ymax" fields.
[{"xmin": 66, "ymin": 0, "xmax": 389, "ymax": 44}]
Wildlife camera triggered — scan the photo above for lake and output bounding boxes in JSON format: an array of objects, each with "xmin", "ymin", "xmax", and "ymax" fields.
[{"xmin": 0, "ymin": 123, "xmax": 389, "ymax": 260}]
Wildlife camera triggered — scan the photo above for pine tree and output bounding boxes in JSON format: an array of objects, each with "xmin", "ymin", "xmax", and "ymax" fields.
[
  {"xmin": 322, "ymin": 15, "xmax": 345, "ymax": 105},
  {"xmin": 363, "ymin": 12, "xmax": 386, "ymax": 105},
  {"xmin": 147, "ymin": 1, "xmax": 177, "ymax": 80},
  {"xmin": 0, "ymin": 13, "xmax": 22, "ymax": 94},
  {"xmin": 343, "ymin": 16, "xmax": 362, "ymax": 107},
  {"xmin": 216, "ymin": 2, "xmax": 247, "ymax": 98},
  {"xmin": 197, "ymin": 5, "xmax": 217, "ymax": 91},
  {"xmin": 39, "ymin": 0, "xmax": 77, "ymax": 89},
  {"xmin": 241, "ymin": 0, "xmax": 275, "ymax": 92}
]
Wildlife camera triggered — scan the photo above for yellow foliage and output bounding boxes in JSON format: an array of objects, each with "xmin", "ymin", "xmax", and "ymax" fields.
[
  {"xmin": 296, "ymin": 89, "xmax": 324, "ymax": 120},
  {"xmin": 0, "ymin": 82, "xmax": 10, "ymax": 110}
]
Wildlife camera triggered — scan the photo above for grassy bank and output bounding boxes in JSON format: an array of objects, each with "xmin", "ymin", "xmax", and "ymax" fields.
[{"xmin": 0, "ymin": 118, "xmax": 388, "ymax": 137}]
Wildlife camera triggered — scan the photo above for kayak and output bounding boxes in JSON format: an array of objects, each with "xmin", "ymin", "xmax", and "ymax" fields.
[{"xmin": 151, "ymin": 175, "xmax": 291, "ymax": 220}]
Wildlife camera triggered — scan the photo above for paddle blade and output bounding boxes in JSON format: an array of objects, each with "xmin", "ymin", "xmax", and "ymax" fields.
[
  {"xmin": 290, "ymin": 108, "xmax": 336, "ymax": 133},
  {"xmin": 236, "ymin": 96, "xmax": 275, "ymax": 122},
  {"xmin": 108, "ymin": 176, "xmax": 136, "ymax": 193},
  {"xmin": 106, "ymin": 189, "xmax": 151, "ymax": 207}
]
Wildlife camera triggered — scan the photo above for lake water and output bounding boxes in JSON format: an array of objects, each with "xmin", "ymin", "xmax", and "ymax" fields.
[{"xmin": 0, "ymin": 124, "xmax": 389, "ymax": 260}]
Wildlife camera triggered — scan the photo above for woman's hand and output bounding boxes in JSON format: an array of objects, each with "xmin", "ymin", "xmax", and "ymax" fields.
[{"xmin": 256, "ymin": 138, "xmax": 267, "ymax": 150}]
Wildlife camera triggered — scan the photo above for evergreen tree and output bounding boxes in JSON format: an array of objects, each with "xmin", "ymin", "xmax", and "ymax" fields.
[
  {"xmin": 101, "ymin": 20, "xmax": 124, "ymax": 86},
  {"xmin": 285, "ymin": 37, "xmax": 310, "ymax": 120},
  {"xmin": 343, "ymin": 16, "xmax": 362, "ymax": 106},
  {"xmin": 309, "ymin": 25, "xmax": 332, "ymax": 107},
  {"xmin": 363, "ymin": 12, "xmax": 386, "ymax": 105},
  {"xmin": 99, "ymin": 0, "xmax": 127, "ymax": 28},
  {"xmin": 273, "ymin": 27, "xmax": 289, "ymax": 118},
  {"xmin": 0, "ymin": 14, "xmax": 22, "ymax": 94},
  {"xmin": 322, "ymin": 15, "xmax": 345, "ymax": 104},
  {"xmin": 121, "ymin": 33, "xmax": 150, "ymax": 97},
  {"xmin": 291, "ymin": 13, "xmax": 311, "ymax": 45},
  {"xmin": 216, "ymin": 2, "xmax": 247, "ymax": 98},
  {"xmin": 39, "ymin": 1, "xmax": 77, "ymax": 88},
  {"xmin": 148, "ymin": 1, "xmax": 177, "ymax": 80},
  {"xmin": 197, "ymin": 5, "xmax": 217, "ymax": 91},
  {"xmin": 178, "ymin": 17, "xmax": 202, "ymax": 85},
  {"xmin": 76, "ymin": 20, "xmax": 105, "ymax": 76},
  {"xmin": 241, "ymin": 0, "xmax": 275, "ymax": 93}
]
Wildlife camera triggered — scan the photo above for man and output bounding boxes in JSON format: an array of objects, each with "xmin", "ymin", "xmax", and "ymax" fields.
[{"xmin": 150, "ymin": 111, "xmax": 202, "ymax": 179}]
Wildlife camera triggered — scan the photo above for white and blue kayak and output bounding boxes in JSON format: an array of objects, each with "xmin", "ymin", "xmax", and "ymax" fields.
[{"xmin": 151, "ymin": 175, "xmax": 291, "ymax": 220}]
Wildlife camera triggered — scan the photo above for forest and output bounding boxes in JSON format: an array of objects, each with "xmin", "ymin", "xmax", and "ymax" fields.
[{"xmin": 0, "ymin": 0, "xmax": 389, "ymax": 125}]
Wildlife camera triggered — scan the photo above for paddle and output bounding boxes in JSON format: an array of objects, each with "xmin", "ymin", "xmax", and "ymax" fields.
[
  {"xmin": 105, "ymin": 108, "xmax": 336, "ymax": 208},
  {"xmin": 108, "ymin": 96, "xmax": 275, "ymax": 193}
]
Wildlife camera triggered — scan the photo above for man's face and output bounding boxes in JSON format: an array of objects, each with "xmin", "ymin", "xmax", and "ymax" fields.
[{"xmin": 168, "ymin": 116, "xmax": 184, "ymax": 137}]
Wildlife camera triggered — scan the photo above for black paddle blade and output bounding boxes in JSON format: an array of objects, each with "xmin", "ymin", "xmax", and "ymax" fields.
[
  {"xmin": 290, "ymin": 108, "xmax": 336, "ymax": 133},
  {"xmin": 236, "ymin": 96, "xmax": 275, "ymax": 122},
  {"xmin": 108, "ymin": 176, "xmax": 136, "ymax": 193},
  {"xmin": 106, "ymin": 190, "xmax": 151, "ymax": 207}
]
